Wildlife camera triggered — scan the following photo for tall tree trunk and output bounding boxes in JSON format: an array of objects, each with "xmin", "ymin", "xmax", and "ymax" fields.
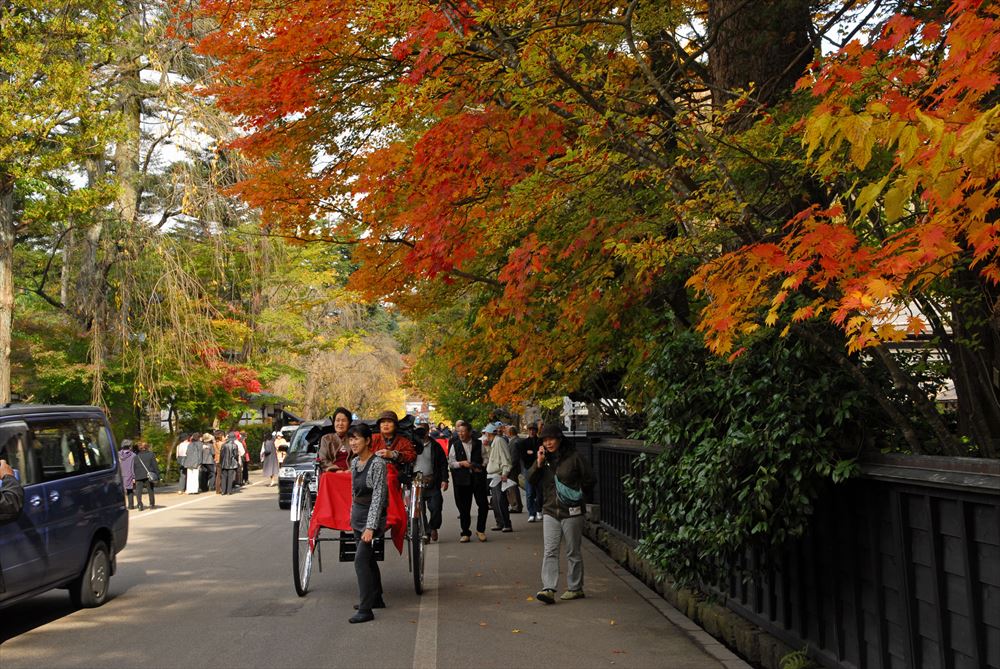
[
  {"xmin": 707, "ymin": 0, "xmax": 813, "ymax": 111},
  {"xmin": 950, "ymin": 268, "xmax": 1000, "ymax": 458},
  {"xmin": 60, "ymin": 225, "xmax": 74, "ymax": 307},
  {"xmin": 0, "ymin": 174, "xmax": 15, "ymax": 404}
]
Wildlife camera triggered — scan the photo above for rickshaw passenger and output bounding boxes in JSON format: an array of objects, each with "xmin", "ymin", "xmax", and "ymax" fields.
[
  {"xmin": 371, "ymin": 411, "xmax": 416, "ymax": 474},
  {"xmin": 347, "ymin": 422, "xmax": 387, "ymax": 624},
  {"xmin": 318, "ymin": 407, "xmax": 353, "ymax": 472}
]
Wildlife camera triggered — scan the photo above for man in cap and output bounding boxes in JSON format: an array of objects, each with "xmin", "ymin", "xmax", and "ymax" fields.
[
  {"xmin": 372, "ymin": 410, "xmax": 416, "ymax": 468},
  {"xmin": 483, "ymin": 422, "xmax": 514, "ymax": 533},
  {"xmin": 413, "ymin": 420, "xmax": 449, "ymax": 542}
]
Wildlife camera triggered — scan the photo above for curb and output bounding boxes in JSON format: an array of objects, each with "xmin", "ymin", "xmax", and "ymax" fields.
[{"xmin": 584, "ymin": 540, "xmax": 753, "ymax": 669}]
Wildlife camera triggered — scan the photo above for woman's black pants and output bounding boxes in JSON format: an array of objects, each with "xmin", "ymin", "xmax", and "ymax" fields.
[{"xmin": 354, "ymin": 531, "xmax": 383, "ymax": 614}]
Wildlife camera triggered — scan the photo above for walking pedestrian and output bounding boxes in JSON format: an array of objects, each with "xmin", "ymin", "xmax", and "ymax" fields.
[
  {"xmin": 347, "ymin": 422, "xmax": 387, "ymax": 624},
  {"xmin": 260, "ymin": 432, "xmax": 279, "ymax": 486},
  {"xmin": 516, "ymin": 424, "xmax": 543, "ymax": 521},
  {"xmin": 484, "ymin": 423, "xmax": 514, "ymax": 533},
  {"xmin": 275, "ymin": 432, "xmax": 289, "ymax": 465},
  {"xmin": 133, "ymin": 441, "xmax": 160, "ymax": 511},
  {"xmin": 528, "ymin": 423, "xmax": 595, "ymax": 604},
  {"xmin": 118, "ymin": 439, "xmax": 136, "ymax": 509},
  {"xmin": 413, "ymin": 421, "xmax": 449, "ymax": 542},
  {"xmin": 175, "ymin": 435, "xmax": 190, "ymax": 494},
  {"xmin": 200, "ymin": 433, "xmax": 216, "ymax": 492},
  {"xmin": 238, "ymin": 432, "xmax": 250, "ymax": 485},
  {"xmin": 448, "ymin": 420, "xmax": 489, "ymax": 542},
  {"xmin": 503, "ymin": 425, "xmax": 523, "ymax": 513},
  {"xmin": 183, "ymin": 433, "xmax": 203, "ymax": 494},
  {"xmin": 218, "ymin": 432, "xmax": 240, "ymax": 495},
  {"xmin": 213, "ymin": 430, "xmax": 225, "ymax": 493}
]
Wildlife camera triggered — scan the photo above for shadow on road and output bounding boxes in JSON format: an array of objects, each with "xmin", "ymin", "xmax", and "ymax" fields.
[{"xmin": 0, "ymin": 593, "xmax": 80, "ymax": 644}]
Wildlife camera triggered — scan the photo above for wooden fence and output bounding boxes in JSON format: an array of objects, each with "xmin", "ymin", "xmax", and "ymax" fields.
[{"xmin": 582, "ymin": 436, "xmax": 1000, "ymax": 669}]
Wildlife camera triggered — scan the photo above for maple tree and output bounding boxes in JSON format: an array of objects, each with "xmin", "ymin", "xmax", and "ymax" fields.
[{"xmin": 192, "ymin": 0, "xmax": 996, "ymax": 455}]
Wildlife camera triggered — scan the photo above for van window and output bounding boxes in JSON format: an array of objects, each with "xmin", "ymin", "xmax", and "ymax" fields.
[
  {"xmin": 0, "ymin": 425, "xmax": 36, "ymax": 485},
  {"xmin": 28, "ymin": 418, "xmax": 114, "ymax": 482}
]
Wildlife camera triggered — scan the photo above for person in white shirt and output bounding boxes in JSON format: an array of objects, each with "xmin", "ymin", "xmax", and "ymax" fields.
[{"xmin": 175, "ymin": 437, "xmax": 190, "ymax": 494}]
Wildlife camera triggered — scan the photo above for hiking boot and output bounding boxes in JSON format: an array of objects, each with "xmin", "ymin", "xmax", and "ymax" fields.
[
  {"xmin": 459, "ymin": 535, "xmax": 470, "ymax": 543},
  {"xmin": 536, "ymin": 589, "xmax": 556, "ymax": 605},
  {"xmin": 476, "ymin": 531, "xmax": 487, "ymax": 542},
  {"xmin": 560, "ymin": 590, "xmax": 586, "ymax": 601}
]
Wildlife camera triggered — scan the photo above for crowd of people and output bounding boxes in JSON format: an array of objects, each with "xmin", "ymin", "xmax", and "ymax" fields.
[
  {"xmin": 302, "ymin": 408, "xmax": 595, "ymax": 623},
  {"xmin": 174, "ymin": 431, "xmax": 254, "ymax": 496},
  {"xmin": 114, "ymin": 410, "xmax": 595, "ymax": 624}
]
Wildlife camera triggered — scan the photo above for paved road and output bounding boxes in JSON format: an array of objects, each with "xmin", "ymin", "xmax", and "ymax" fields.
[{"xmin": 1, "ymin": 474, "xmax": 745, "ymax": 668}]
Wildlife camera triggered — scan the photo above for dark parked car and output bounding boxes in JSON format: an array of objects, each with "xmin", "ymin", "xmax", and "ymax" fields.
[
  {"xmin": 277, "ymin": 420, "xmax": 324, "ymax": 510},
  {"xmin": 0, "ymin": 404, "xmax": 128, "ymax": 609}
]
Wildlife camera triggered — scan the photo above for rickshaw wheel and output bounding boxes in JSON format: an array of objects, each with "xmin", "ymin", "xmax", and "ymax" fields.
[{"xmin": 292, "ymin": 479, "xmax": 315, "ymax": 597}]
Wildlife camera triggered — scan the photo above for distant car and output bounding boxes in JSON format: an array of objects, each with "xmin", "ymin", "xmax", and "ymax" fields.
[
  {"xmin": 0, "ymin": 404, "xmax": 128, "ymax": 609},
  {"xmin": 277, "ymin": 421, "xmax": 323, "ymax": 510}
]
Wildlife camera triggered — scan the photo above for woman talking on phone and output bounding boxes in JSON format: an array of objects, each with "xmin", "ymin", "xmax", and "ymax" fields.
[
  {"xmin": 347, "ymin": 422, "xmax": 388, "ymax": 623},
  {"xmin": 527, "ymin": 423, "xmax": 595, "ymax": 605}
]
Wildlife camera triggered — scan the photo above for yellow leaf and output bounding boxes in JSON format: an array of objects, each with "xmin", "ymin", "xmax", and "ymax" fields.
[
  {"xmin": 884, "ymin": 182, "xmax": 908, "ymax": 222},
  {"xmin": 512, "ymin": 629, "xmax": 522, "ymax": 634}
]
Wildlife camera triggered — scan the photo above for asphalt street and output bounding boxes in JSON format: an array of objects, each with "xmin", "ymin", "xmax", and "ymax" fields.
[{"xmin": 1, "ymin": 473, "xmax": 745, "ymax": 668}]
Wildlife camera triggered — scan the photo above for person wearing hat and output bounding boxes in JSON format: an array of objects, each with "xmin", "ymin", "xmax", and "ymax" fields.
[
  {"xmin": 118, "ymin": 439, "xmax": 136, "ymax": 509},
  {"xmin": 199, "ymin": 432, "xmax": 217, "ymax": 493},
  {"xmin": 527, "ymin": 423, "xmax": 595, "ymax": 604},
  {"xmin": 182, "ymin": 433, "xmax": 204, "ymax": 493},
  {"xmin": 371, "ymin": 410, "xmax": 416, "ymax": 468},
  {"xmin": 412, "ymin": 420, "xmax": 449, "ymax": 542},
  {"xmin": 483, "ymin": 422, "xmax": 514, "ymax": 533}
]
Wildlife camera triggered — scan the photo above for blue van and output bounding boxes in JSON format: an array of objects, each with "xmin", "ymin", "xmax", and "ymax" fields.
[{"xmin": 0, "ymin": 405, "xmax": 128, "ymax": 609}]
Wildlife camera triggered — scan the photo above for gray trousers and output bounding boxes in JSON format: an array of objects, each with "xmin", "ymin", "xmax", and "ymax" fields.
[
  {"xmin": 541, "ymin": 514, "xmax": 585, "ymax": 592},
  {"xmin": 220, "ymin": 468, "xmax": 237, "ymax": 495}
]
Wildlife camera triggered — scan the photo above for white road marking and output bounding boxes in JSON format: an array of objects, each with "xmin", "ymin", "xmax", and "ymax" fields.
[
  {"xmin": 412, "ymin": 542, "xmax": 440, "ymax": 669},
  {"xmin": 129, "ymin": 480, "xmax": 263, "ymax": 520}
]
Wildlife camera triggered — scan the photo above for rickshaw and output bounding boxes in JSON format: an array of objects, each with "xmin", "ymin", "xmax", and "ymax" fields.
[{"xmin": 289, "ymin": 419, "xmax": 426, "ymax": 597}]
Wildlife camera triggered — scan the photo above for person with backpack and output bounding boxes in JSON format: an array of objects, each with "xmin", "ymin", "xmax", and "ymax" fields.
[
  {"xmin": 218, "ymin": 432, "xmax": 241, "ymax": 495},
  {"xmin": 527, "ymin": 423, "xmax": 595, "ymax": 604}
]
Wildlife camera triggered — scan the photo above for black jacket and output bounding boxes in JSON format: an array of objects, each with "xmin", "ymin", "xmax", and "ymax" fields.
[
  {"xmin": 527, "ymin": 442, "xmax": 595, "ymax": 520},
  {"xmin": 448, "ymin": 435, "xmax": 484, "ymax": 486},
  {"xmin": 133, "ymin": 451, "xmax": 160, "ymax": 481},
  {"xmin": 513, "ymin": 436, "xmax": 541, "ymax": 471},
  {"xmin": 0, "ymin": 474, "xmax": 23, "ymax": 523},
  {"xmin": 415, "ymin": 438, "xmax": 450, "ymax": 487}
]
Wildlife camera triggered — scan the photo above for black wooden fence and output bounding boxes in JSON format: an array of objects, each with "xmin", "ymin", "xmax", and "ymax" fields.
[{"xmin": 583, "ymin": 436, "xmax": 1000, "ymax": 669}]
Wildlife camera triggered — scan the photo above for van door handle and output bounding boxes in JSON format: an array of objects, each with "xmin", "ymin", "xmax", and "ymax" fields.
[
  {"xmin": 29, "ymin": 495, "xmax": 42, "ymax": 507},
  {"xmin": 48, "ymin": 490, "xmax": 60, "ymax": 503}
]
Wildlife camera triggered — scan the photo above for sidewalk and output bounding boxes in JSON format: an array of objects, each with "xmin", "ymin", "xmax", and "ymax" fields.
[{"xmin": 424, "ymin": 498, "xmax": 752, "ymax": 668}]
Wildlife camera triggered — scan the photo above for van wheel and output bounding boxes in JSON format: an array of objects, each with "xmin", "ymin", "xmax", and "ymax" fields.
[{"xmin": 70, "ymin": 541, "xmax": 111, "ymax": 608}]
